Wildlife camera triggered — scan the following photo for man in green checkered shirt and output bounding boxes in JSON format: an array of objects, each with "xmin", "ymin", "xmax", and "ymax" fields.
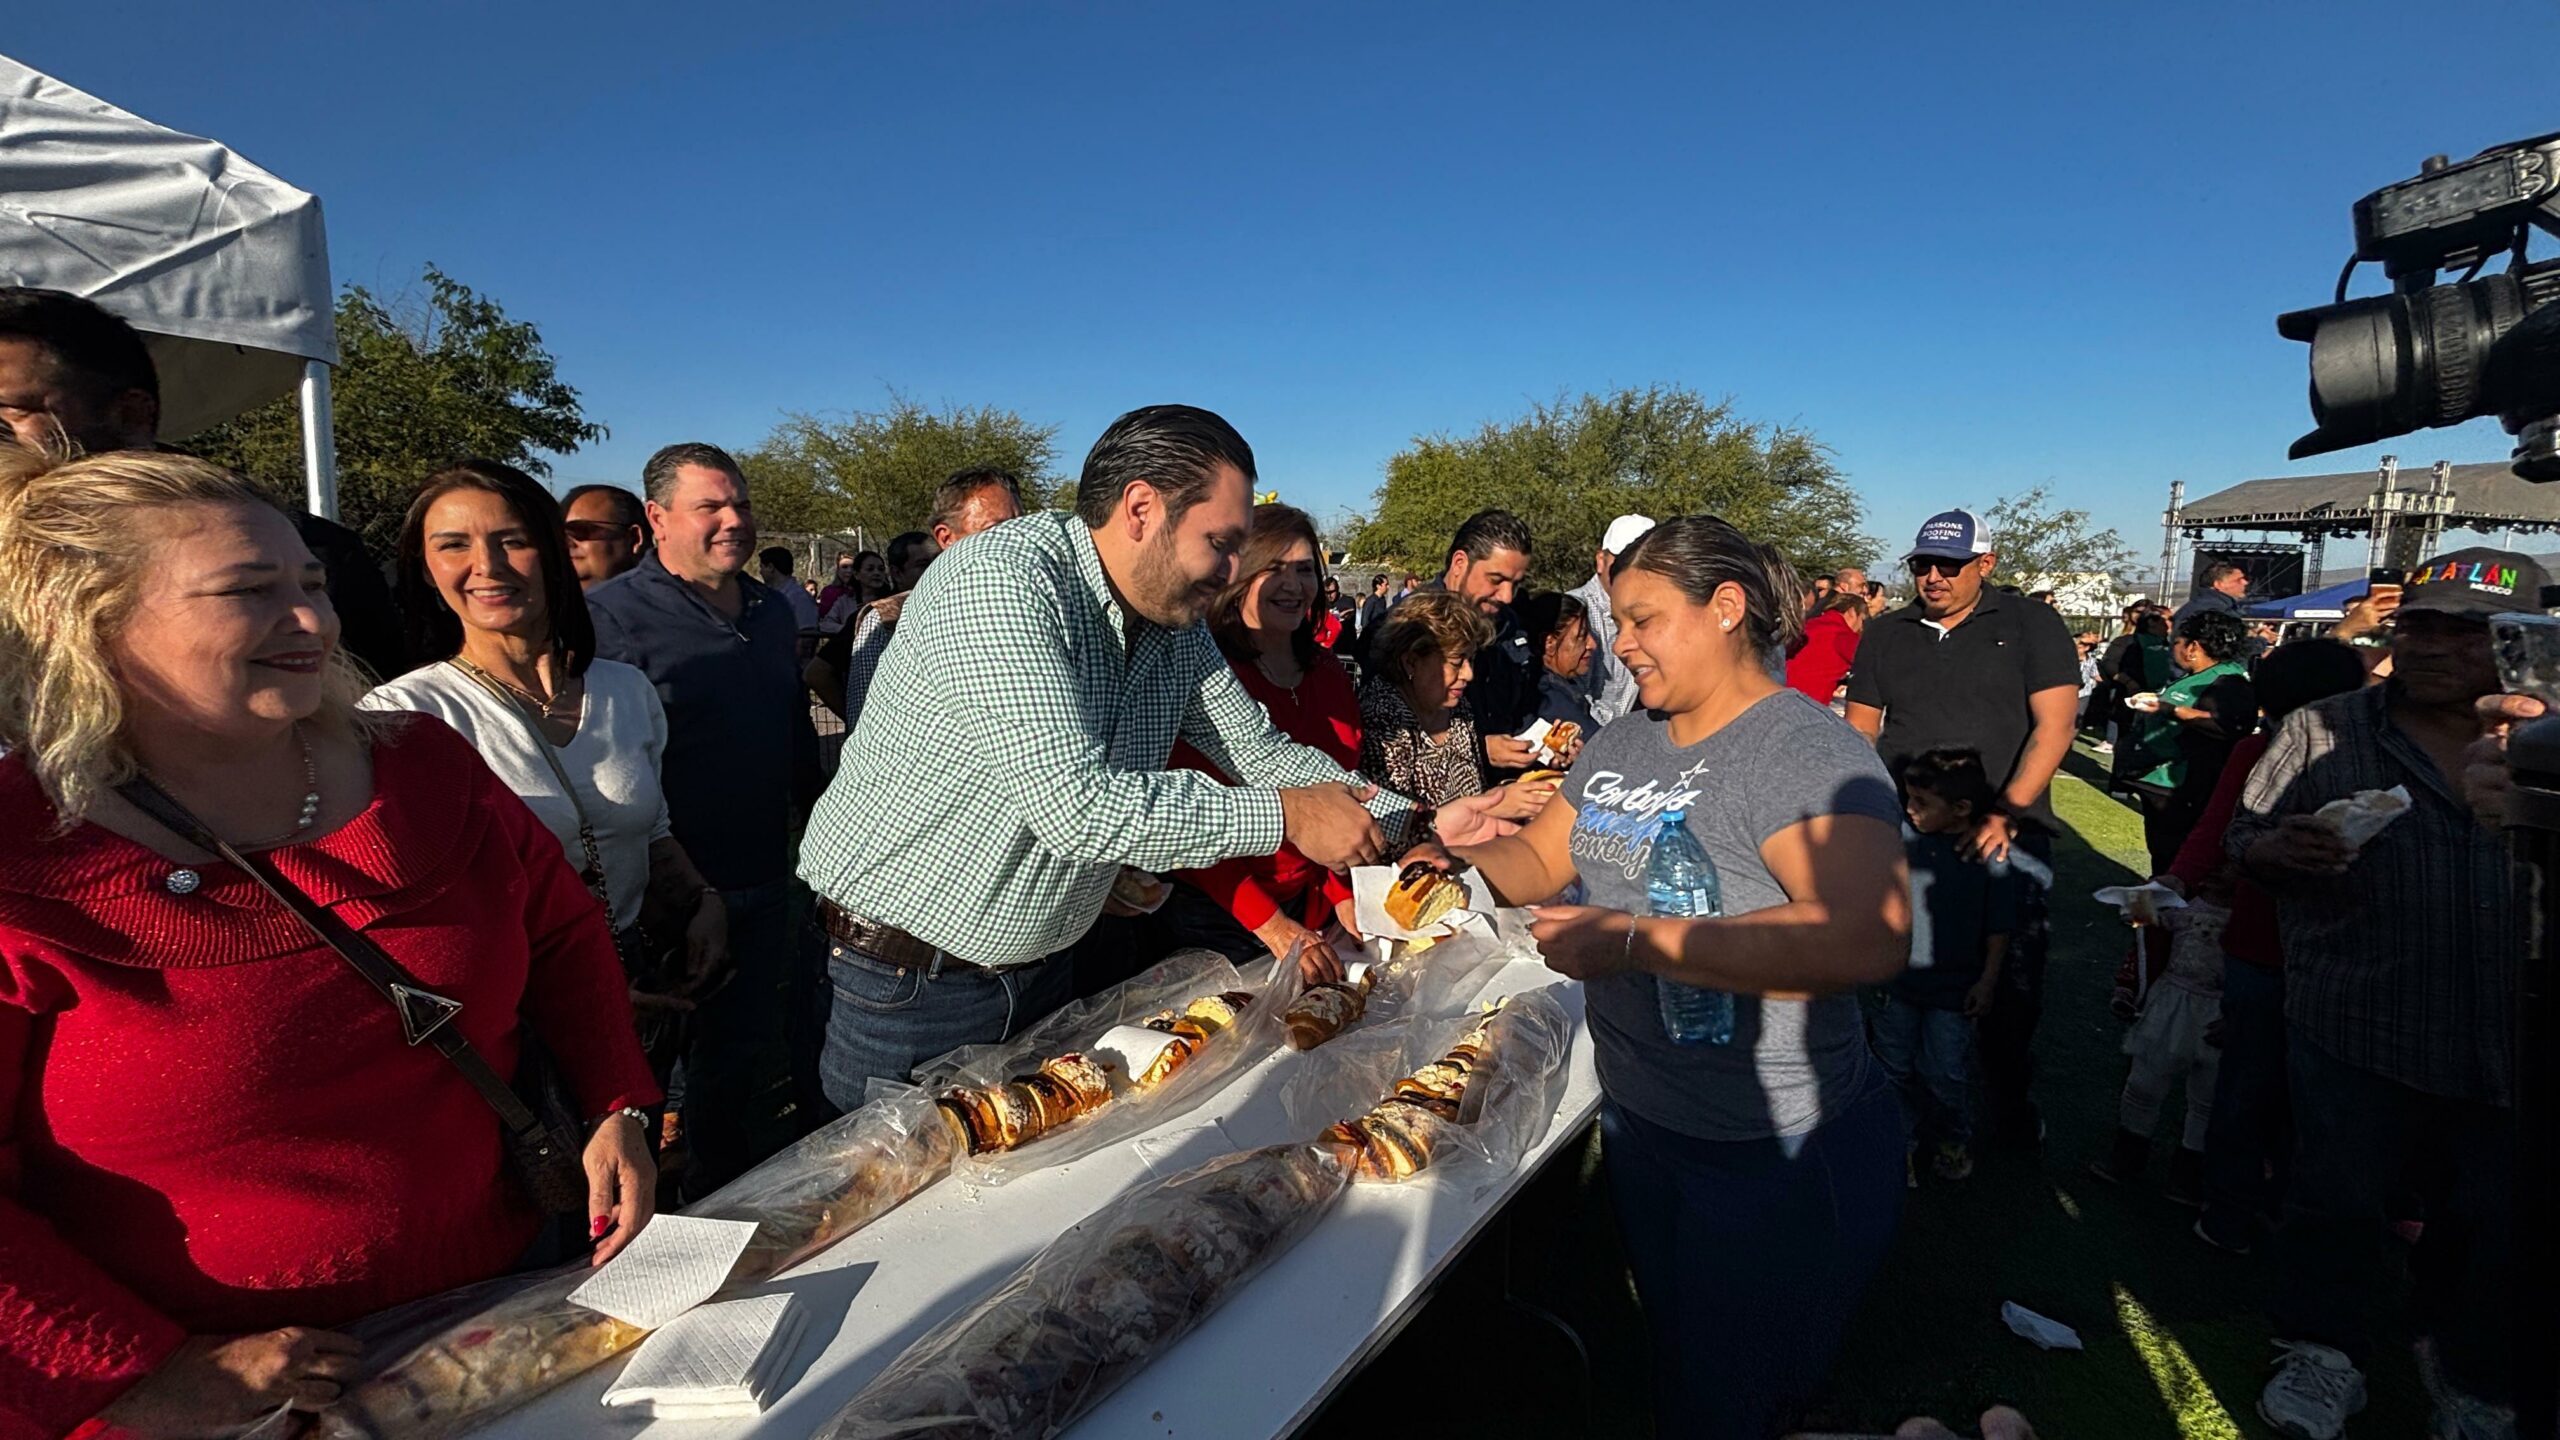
[{"xmin": 799, "ymin": 405, "xmax": 1419, "ymax": 1104}]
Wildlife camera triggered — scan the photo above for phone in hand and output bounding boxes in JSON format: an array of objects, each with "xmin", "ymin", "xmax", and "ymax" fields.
[{"xmin": 2491, "ymin": 612, "xmax": 2560, "ymax": 709}]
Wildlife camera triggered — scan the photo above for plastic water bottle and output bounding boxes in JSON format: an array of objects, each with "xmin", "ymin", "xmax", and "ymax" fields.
[{"xmin": 1647, "ymin": 809, "xmax": 1733, "ymax": 1046}]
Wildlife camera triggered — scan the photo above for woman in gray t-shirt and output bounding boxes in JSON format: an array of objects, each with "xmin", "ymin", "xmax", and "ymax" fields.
[{"xmin": 1422, "ymin": 516, "xmax": 1910, "ymax": 1440}]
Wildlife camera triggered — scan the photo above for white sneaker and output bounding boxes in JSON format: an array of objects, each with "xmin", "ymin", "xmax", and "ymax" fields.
[{"xmin": 2259, "ymin": 1341, "xmax": 2368, "ymax": 1440}]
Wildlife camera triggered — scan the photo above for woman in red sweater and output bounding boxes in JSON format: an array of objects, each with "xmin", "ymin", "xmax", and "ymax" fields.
[
  {"xmin": 1785, "ymin": 590, "xmax": 1867, "ymax": 706},
  {"xmin": 0, "ymin": 451, "xmax": 659, "ymax": 1440},
  {"xmin": 1159, "ymin": 505, "xmax": 1364, "ymax": 983}
]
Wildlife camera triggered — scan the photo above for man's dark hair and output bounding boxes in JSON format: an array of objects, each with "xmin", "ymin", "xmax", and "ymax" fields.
[
  {"xmin": 397, "ymin": 459, "xmax": 595, "ymax": 675},
  {"xmin": 641, "ymin": 441, "xmax": 744, "ymax": 507},
  {"xmin": 1073, "ymin": 405, "xmax": 1253, "ymax": 528},
  {"xmin": 0, "ymin": 287, "xmax": 159, "ymax": 410},
  {"xmin": 887, "ymin": 530, "xmax": 932, "ymax": 571},
  {"xmin": 1447, "ymin": 509, "xmax": 1533, "ymax": 567},
  {"xmin": 758, "ymin": 546, "xmax": 794, "ymax": 575},
  {"xmin": 2175, "ymin": 608, "xmax": 2248, "ymax": 663},
  {"xmin": 931, "ymin": 467, "xmax": 1025, "ymax": 532},
  {"xmin": 2255, "ymin": 638, "xmax": 2367, "ymax": 725},
  {"xmin": 1515, "ymin": 590, "xmax": 1590, "ymax": 662},
  {"xmin": 2201, "ymin": 560, "xmax": 2247, "ymax": 587},
  {"xmin": 1371, "ymin": 573, "xmax": 1389, "ymax": 592},
  {"xmin": 562, "ymin": 482, "xmax": 646, "ymax": 530},
  {"xmin": 1900, "ymin": 747, "xmax": 1998, "ymax": 816}
]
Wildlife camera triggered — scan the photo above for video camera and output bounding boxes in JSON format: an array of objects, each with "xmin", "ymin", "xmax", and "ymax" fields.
[{"xmin": 2279, "ymin": 133, "xmax": 2560, "ymax": 482}]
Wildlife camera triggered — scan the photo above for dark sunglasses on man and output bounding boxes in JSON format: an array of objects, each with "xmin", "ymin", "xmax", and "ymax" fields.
[
  {"xmin": 564, "ymin": 519, "xmax": 633, "ymax": 542},
  {"xmin": 1908, "ymin": 556, "xmax": 1975, "ymax": 578}
]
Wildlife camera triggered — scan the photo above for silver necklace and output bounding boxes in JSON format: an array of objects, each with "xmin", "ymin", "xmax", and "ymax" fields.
[{"xmin": 147, "ymin": 724, "xmax": 320, "ymax": 853}]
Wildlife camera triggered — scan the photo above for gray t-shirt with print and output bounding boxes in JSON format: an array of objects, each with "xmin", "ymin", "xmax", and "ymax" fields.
[{"xmin": 1564, "ymin": 689, "xmax": 1901, "ymax": 1141}]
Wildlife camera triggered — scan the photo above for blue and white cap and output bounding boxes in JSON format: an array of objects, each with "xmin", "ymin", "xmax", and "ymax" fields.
[{"xmin": 1904, "ymin": 509, "xmax": 1991, "ymax": 563}]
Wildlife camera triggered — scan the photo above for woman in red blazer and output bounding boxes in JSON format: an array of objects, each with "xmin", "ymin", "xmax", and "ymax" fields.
[
  {"xmin": 0, "ymin": 451, "xmax": 658, "ymax": 1439},
  {"xmin": 1160, "ymin": 505, "xmax": 1363, "ymax": 983}
]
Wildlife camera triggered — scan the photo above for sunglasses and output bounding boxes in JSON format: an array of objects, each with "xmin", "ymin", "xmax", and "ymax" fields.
[
  {"xmin": 1907, "ymin": 556, "xmax": 1976, "ymax": 578},
  {"xmin": 563, "ymin": 520, "xmax": 632, "ymax": 542}
]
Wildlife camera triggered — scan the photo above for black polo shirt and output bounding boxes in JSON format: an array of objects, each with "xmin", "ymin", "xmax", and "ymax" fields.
[
  {"xmin": 1843, "ymin": 589, "xmax": 2082, "ymax": 828},
  {"xmin": 587, "ymin": 552, "xmax": 820, "ymax": 891}
]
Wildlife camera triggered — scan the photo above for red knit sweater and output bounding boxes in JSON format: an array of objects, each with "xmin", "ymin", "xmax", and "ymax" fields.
[
  {"xmin": 0, "ymin": 716, "xmax": 659, "ymax": 1440},
  {"xmin": 1168, "ymin": 651, "xmax": 1361, "ymax": 931}
]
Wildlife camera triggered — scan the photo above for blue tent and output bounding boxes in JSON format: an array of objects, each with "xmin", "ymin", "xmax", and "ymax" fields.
[{"xmin": 2244, "ymin": 578, "xmax": 2365, "ymax": 621}]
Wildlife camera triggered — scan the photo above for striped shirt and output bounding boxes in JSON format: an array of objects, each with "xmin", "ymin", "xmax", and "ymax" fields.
[
  {"xmin": 798, "ymin": 512, "xmax": 1416, "ymax": 967},
  {"xmin": 2225, "ymin": 683, "xmax": 2517, "ymax": 1105}
]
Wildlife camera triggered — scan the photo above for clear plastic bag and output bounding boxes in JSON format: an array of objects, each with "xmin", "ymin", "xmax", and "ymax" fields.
[
  {"xmin": 313, "ymin": 1265, "xmax": 642, "ymax": 1440},
  {"xmin": 814, "ymin": 1142, "xmax": 1351, "ymax": 1440},
  {"xmin": 689, "ymin": 1084, "xmax": 963, "ymax": 1279},
  {"xmin": 923, "ymin": 948, "xmax": 1294, "ymax": 1187},
  {"xmin": 316, "ymin": 1089, "xmax": 963, "ymax": 1438},
  {"xmin": 1312, "ymin": 987, "xmax": 1575, "ymax": 1197}
]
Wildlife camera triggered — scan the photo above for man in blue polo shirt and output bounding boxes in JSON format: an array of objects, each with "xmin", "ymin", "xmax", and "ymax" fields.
[
  {"xmin": 589, "ymin": 441, "xmax": 821, "ymax": 1197},
  {"xmin": 1845, "ymin": 509, "xmax": 2081, "ymax": 1149}
]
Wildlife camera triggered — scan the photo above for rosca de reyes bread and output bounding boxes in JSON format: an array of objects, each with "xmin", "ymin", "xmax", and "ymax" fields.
[{"xmin": 1382, "ymin": 861, "xmax": 1463, "ymax": 932}]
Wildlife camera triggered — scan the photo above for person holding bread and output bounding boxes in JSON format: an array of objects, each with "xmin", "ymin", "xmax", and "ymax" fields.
[
  {"xmin": 1157, "ymin": 503, "xmax": 1366, "ymax": 984},
  {"xmin": 798, "ymin": 406, "xmax": 1423, "ymax": 1108},
  {"xmin": 1408, "ymin": 515, "xmax": 1912, "ymax": 1440},
  {"xmin": 1356, "ymin": 590, "xmax": 1558, "ymax": 842}
]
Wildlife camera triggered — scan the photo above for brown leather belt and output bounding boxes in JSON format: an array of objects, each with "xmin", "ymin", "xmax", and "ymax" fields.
[{"xmin": 814, "ymin": 898, "xmax": 984, "ymax": 973}]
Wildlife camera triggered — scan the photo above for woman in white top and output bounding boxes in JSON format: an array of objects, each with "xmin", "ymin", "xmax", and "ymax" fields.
[{"xmin": 361, "ymin": 460, "xmax": 728, "ymax": 1043}]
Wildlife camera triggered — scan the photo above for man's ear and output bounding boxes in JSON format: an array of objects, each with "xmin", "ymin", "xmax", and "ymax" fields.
[{"xmin": 1120, "ymin": 479, "xmax": 1161, "ymax": 541}]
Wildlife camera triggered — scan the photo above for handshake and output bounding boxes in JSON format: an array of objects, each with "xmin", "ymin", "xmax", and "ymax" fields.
[{"xmin": 1276, "ymin": 782, "xmax": 1521, "ymax": 871}]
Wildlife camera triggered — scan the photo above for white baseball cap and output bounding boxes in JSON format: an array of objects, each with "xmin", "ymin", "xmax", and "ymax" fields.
[{"xmin": 1601, "ymin": 514, "xmax": 1657, "ymax": 555}]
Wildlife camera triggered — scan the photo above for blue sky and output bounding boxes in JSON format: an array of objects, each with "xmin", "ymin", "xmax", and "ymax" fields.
[{"xmin": 15, "ymin": 1, "xmax": 2560, "ymax": 569}]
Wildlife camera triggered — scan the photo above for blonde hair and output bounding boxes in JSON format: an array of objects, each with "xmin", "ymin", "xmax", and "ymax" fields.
[{"xmin": 0, "ymin": 445, "xmax": 380, "ymax": 823}]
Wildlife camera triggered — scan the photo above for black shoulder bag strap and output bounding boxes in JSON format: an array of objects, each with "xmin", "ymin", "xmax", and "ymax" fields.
[{"xmin": 115, "ymin": 775, "xmax": 588, "ymax": 1210}]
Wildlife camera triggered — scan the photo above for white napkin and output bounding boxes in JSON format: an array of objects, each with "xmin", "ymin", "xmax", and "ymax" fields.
[
  {"xmin": 1092, "ymin": 1024, "xmax": 1183, "ymax": 1087},
  {"xmin": 1351, "ymin": 865, "xmax": 1497, "ymax": 942},
  {"xmin": 2313, "ymin": 785, "xmax": 2413, "ymax": 850},
  {"xmin": 2000, "ymin": 1300, "xmax": 2083, "ymax": 1352},
  {"xmin": 568, "ymin": 1214, "xmax": 760, "ymax": 1329},
  {"xmin": 602, "ymin": 1292, "xmax": 806, "ymax": 1416},
  {"xmin": 2091, "ymin": 882, "xmax": 2187, "ymax": 926}
]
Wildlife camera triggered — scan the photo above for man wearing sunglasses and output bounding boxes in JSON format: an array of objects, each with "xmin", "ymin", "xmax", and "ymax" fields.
[
  {"xmin": 1844, "ymin": 508, "xmax": 2083, "ymax": 1149},
  {"xmin": 563, "ymin": 482, "xmax": 650, "ymax": 589}
]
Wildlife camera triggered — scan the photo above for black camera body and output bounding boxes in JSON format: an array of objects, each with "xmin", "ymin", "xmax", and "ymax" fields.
[{"xmin": 2279, "ymin": 133, "xmax": 2560, "ymax": 481}]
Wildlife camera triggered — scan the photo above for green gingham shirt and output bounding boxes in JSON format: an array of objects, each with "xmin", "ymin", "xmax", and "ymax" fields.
[{"xmin": 798, "ymin": 511, "xmax": 1417, "ymax": 967}]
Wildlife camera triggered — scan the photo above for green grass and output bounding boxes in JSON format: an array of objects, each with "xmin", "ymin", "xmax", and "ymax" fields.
[{"xmin": 1306, "ymin": 742, "xmax": 2427, "ymax": 1439}]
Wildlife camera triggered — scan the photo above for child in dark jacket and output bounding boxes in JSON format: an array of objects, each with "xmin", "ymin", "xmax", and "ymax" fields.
[{"xmin": 1871, "ymin": 748, "xmax": 2033, "ymax": 1184}]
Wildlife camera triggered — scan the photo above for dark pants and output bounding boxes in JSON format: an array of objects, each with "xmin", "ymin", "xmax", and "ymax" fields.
[
  {"xmin": 2274, "ymin": 1029, "xmax": 2513, "ymax": 1402},
  {"xmin": 816, "ymin": 930, "xmax": 1077, "ymax": 1111},
  {"xmin": 1601, "ymin": 1083, "xmax": 1905, "ymax": 1440},
  {"xmin": 2199, "ymin": 956, "xmax": 2288, "ymax": 1246},
  {"xmin": 681, "ymin": 877, "xmax": 810, "ymax": 1200},
  {"xmin": 1977, "ymin": 830, "xmax": 2050, "ymax": 1146}
]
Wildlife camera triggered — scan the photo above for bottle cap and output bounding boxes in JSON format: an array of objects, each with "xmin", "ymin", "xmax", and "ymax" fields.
[{"xmin": 1663, "ymin": 809, "xmax": 1686, "ymax": 822}]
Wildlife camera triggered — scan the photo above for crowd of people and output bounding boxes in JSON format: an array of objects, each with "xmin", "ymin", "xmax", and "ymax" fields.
[{"xmin": 0, "ymin": 281, "xmax": 2545, "ymax": 1440}]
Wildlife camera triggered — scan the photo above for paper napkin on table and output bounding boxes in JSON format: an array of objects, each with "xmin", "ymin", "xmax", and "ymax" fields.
[
  {"xmin": 602, "ymin": 1292, "xmax": 807, "ymax": 1416},
  {"xmin": 568, "ymin": 1214, "xmax": 760, "ymax": 1330}
]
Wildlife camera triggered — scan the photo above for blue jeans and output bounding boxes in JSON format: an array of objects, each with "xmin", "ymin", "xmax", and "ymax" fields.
[
  {"xmin": 2199, "ymin": 957, "xmax": 2287, "ymax": 1245},
  {"xmin": 682, "ymin": 878, "xmax": 809, "ymax": 1200},
  {"xmin": 1601, "ymin": 1081, "xmax": 1905, "ymax": 1440},
  {"xmin": 817, "ymin": 929, "xmax": 1077, "ymax": 1112},
  {"xmin": 1868, "ymin": 996, "xmax": 1974, "ymax": 1147},
  {"xmin": 2274, "ymin": 1030, "xmax": 2512, "ymax": 1402}
]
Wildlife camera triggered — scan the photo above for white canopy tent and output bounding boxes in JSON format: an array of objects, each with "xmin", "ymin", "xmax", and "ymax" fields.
[{"xmin": 0, "ymin": 53, "xmax": 340, "ymax": 515}]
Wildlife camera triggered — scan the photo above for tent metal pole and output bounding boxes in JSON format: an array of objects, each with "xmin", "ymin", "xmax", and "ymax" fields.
[{"xmin": 298, "ymin": 360, "xmax": 339, "ymax": 520}]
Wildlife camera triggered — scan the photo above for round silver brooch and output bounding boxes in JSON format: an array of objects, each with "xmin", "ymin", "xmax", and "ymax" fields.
[{"xmin": 164, "ymin": 868, "xmax": 201, "ymax": 896}]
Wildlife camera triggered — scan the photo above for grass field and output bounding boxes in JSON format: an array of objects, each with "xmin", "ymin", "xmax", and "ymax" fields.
[{"xmin": 1307, "ymin": 743, "xmax": 2427, "ymax": 1439}]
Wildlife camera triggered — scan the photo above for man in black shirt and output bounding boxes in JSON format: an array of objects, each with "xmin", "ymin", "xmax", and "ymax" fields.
[
  {"xmin": 1845, "ymin": 508, "xmax": 2082, "ymax": 1147},
  {"xmin": 1425, "ymin": 509, "xmax": 1541, "ymax": 771}
]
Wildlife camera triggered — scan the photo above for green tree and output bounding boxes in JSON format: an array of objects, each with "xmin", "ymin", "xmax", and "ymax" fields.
[
  {"xmin": 194, "ymin": 265, "xmax": 604, "ymax": 556},
  {"xmin": 1978, "ymin": 484, "xmax": 2136, "ymax": 586},
  {"xmin": 738, "ymin": 395, "xmax": 1061, "ymax": 540},
  {"xmin": 1354, "ymin": 386, "xmax": 1875, "ymax": 589}
]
